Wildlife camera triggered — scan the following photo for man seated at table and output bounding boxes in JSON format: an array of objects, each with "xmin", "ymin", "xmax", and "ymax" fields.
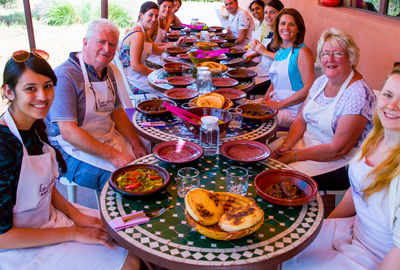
[
  {"xmin": 224, "ymin": 0, "xmax": 255, "ymax": 47},
  {"xmin": 46, "ymin": 19, "xmax": 147, "ymax": 191}
]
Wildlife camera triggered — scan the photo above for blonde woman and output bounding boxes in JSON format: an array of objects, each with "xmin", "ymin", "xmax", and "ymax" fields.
[{"xmin": 283, "ymin": 68, "xmax": 400, "ymax": 269}]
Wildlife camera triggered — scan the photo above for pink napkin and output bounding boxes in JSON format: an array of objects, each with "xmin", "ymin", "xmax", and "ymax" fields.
[{"xmin": 109, "ymin": 211, "xmax": 150, "ymax": 231}]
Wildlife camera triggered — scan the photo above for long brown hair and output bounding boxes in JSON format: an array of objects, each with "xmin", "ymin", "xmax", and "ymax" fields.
[
  {"xmin": 360, "ymin": 68, "xmax": 400, "ymax": 198},
  {"xmin": 270, "ymin": 8, "xmax": 305, "ymax": 50}
]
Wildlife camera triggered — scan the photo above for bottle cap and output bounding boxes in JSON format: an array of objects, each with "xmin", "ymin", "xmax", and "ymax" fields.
[
  {"xmin": 201, "ymin": 116, "xmax": 218, "ymax": 129},
  {"xmin": 198, "ymin": 66, "xmax": 209, "ymax": 72}
]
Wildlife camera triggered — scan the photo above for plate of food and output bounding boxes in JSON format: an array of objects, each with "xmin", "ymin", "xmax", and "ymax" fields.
[
  {"xmin": 165, "ymin": 46, "xmax": 190, "ymax": 56},
  {"xmin": 254, "ymin": 169, "xmax": 318, "ymax": 206},
  {"xmin": 153, "ymin": 140, "xmax": 203, "ymax": 164},
  {"xmin": 212, "ymin": 88, "xmax": 246, "ymax": 101},
  {"xmin": 109, "ymin": 164, "xmax": 171, "ymax": 197},
  {"xmin": 177, "ymin": 53, "xmax": 190, "ymax": 60},
  {"xmin": 189, "ymin": 93, "xmax": 233, "ymax": 109},
  {"xmin": 193, "ymin": 41, "xmax": 218, "ymax": 51},
  {"xmin": 236, "ymin": 103, "xmax": 277, "ymax": 122},
  {"xmin": 136, "ymin": 99, "xmax": 176, "ymax": 116},
  {"xmin": 220, "ymin": 140, "xmax": 271, "ymax": 163},
  {"xmin": 166, "ymin": 76, "xmax": 196, "ymax": 87},
  {"xmin": 164, "ymin": 88, "xmax": 198, "ymax": 103},
  {"xmin": 211, "ymin": 77, "xmax": 239, "ymax": 88},
  {"xmin": 185, "ymin": 188, "xmax": 264, "ymax": 240},
  {"xmin": 220, "ymin": 57, "xmax": 246, "ymax": 68},
  {"xmin": 195, "ymin": 61, "xmax": 228, "ymax": 75}
]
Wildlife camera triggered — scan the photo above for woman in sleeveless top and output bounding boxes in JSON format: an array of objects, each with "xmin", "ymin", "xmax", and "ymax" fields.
[
  {"xmin": 119, "ymin": 1, "xmax": 183, "ymax": 96},
  {"xmin": 283, "ymin": 67, "xmax": 400, "ymax": 270},
  {"xmin": 255, "ymin": 8, "xmax": 315, "ymax": 128},
  {"xmin": 0, "ymin": 52, "xmax": 139, "ymax": 269}
]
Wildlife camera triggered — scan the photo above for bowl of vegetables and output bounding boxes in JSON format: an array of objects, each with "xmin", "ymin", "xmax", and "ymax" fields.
[{"xmin": 109, "ymin": 164, "xmax": 170, "ymax": 197}]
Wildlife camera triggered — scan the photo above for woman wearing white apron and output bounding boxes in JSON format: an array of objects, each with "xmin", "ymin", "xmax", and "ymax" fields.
[
  {"xmin": 283, "ymin": 67, "xmax": 400, "ymax": 270},
  {"xmin": 243, "ymin": 0, "xmax": 265, "ymax": 64},
  {"xmin": 0, "ymin": 52, "xmax": 139, "ymax": 270},
  {"xmin": 246, "ymin": 0, "xmax": 284, "ymax": 95},
  {"xmin": 119, "ymin": 2, "xmax": 183, "ymax": 100},
  {"xmin": 270, "ymin": 28, "xmax": 376, "ymax": 190},
  {"xmin": 259, "ymin": 8, "xmax": 315, "ymax": 128}
]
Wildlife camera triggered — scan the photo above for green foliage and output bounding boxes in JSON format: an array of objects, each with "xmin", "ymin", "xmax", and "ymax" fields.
[
  {"xmin": 0, "ymin": 12, "xmax": 25, "ymax": 26},
  {"xmin": 77, "ymin": 2, "xmax": 93, "ymax": 23},
  {"xmin": 43, "ymin": 2, "xmax": 78, "ymax": 26},
  {"xmin": 0, "ymin": 0, "xmax": 17, "ymax": 8},
  {"xmin": 107, "ymin": 3, "xmax": 132, "ymax": 28}
]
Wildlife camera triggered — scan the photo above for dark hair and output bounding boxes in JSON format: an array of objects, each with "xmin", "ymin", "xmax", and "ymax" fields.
[
  {"xmin": 174, "ymin": 0, "xmax": 182, "ymax": 4},
  {"xmin": 249, "ymin": 0, "xmax": 265, "ymax": 11},
  {"xmin": 271, "ymin": 8, "xmax": 306, "ymax": 50},
  {"xmin": 266, "ymin": 0, "xmax": 284, "ymax": 12},
  {"xmin": 2, "ymin": 54, "xmax": 67, "ymax": 173},
  {"xmin": 394, "ymin": 61, "xmax": 400, "ymax": 68},
  {"xmin": 140, "ymin": 1, "xmax": 159, "ymax": 15},
  {"xmin": 157, "ymin": 0, "xmax": 173, "ymax": 5}
]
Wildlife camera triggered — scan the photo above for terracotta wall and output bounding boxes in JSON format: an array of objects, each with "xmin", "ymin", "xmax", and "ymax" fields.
[{"xmin": 271, "ymin": 0, "xmax": 400, "ymax": 89}]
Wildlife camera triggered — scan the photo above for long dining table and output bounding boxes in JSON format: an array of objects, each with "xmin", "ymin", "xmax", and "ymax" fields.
[{"xmin": 100, "ymin": 154, "xmax": 324, "ymax": 270}]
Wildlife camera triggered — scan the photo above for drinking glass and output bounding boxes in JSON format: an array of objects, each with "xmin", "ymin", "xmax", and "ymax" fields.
[
  {"xmin": 225, "ymin": 166, "xmax": 248, "ymax": 196},
  {"xmin": 182, "ymin": 66, "xmax": 195, "ymax": 78},
  {"xmin": 227, "ymin": 108, "xmax": 243, "ymax": 129},
  {"xmin": 176, "ymin": 167, "xmax": 200, "ymax": 198},
  {"xmin": 178, "ymin": 102, "xmax": 194, "ymax": 136}
]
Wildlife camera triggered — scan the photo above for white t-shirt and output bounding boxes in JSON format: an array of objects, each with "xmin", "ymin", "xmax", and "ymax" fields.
[{"xmin": 227, "ymin": 8, "xmax": 254, "ymax": 44}]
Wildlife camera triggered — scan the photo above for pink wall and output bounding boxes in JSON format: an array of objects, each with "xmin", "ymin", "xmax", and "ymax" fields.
[{"xmin": 279, "ymin": 0, "xmax": 400, "ymax": 89}]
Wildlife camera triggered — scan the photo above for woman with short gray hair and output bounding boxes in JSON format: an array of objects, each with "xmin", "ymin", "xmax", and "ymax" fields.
[{"xmin": 270, "ymin": 28, "xmax": 376, "ymax": 191}]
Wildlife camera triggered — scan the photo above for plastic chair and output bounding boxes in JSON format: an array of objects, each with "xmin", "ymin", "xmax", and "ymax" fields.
[{"xmin": 59, "ymin": 176, "xmax": 100, "ymax": 209}]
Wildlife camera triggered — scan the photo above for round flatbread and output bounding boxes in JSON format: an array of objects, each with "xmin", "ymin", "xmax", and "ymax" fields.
[
  {"xmin": 218, "ymin": 202, "xmax": 263, "ymax": 232},
  {"xmin": 197, "ymin": 93, "xmax": 225, "ymax": 108},
  {"xmin": 185, "ymin": 188, "xmax": 224, "ymax": 226}
]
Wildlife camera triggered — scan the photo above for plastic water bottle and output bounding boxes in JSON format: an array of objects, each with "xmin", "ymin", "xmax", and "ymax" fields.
[
  {"xmin": 199, "ymin": 116, "xmax": 220, "ymax": 156},
  {"xmin": 196, "ymin": 67, "xmax": 212, "ymax": 95}
]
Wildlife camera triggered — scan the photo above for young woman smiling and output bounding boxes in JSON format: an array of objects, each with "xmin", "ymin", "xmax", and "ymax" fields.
[
  {"xmin": 283, "ymin": 67, "xmax": 400, "ymax": 270},
  {"xmin": 0, "ymin": 51, "xmax": 139, "ymax": 269}
]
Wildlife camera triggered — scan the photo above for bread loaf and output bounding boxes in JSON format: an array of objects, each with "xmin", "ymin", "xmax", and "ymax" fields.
[
  {"xmin": 185, "ymin": 188, "xmax": 224, "ymax": 225},
  {"xmin": 218, "ymin": 202, "xmax": 264, "ymax": 232}
]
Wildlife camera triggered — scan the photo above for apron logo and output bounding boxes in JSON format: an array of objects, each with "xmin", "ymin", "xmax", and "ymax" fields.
[{"xmin": 39, "ymin": 177, "xmax": 57, "ymax": 197}]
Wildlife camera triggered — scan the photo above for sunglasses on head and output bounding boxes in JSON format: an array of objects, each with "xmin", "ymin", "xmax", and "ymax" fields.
[{"xmin": 12, "ymin": 49, "xmax": 49, "ymax": 62}]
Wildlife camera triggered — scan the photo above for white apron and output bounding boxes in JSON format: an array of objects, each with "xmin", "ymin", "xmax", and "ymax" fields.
[
  {"xmin": 124, "ymin": 23, "xmax": 163, "ymax": 96},
  {"xmin": 268, "ymin": 47, "xmax": 301, "ymax": 127},
  {"xmin": 0, "ymin": 110, "xmax": 128, "ymax": 269},
  {"xmin": 283, "ymin": 155, "xmax": 387, "ymax": 270},
  {"xmin": 56, "ymin": 53, "xmax": 134, "ymax": 172},
  {"xmin": 289, "ymin": 70, "xmax": 359, "ymax": 177}
]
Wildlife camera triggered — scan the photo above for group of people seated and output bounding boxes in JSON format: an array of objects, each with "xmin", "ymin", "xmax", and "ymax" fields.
[{"xmin": 0, "ymin": 0, "xmax": 399, "ymax": 269}]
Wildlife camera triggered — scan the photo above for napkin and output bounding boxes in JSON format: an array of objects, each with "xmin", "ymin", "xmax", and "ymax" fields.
[{"xmin": 109, "ymin": 211, "xmax": 150, "ymax": 231}]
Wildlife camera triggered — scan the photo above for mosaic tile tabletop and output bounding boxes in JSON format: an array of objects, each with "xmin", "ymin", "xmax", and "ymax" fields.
[
  {"xmin": 100, "ymin": 154, "xmax": 324, "ymax": 268},
  {"xmin": 132, "ymin": 111, "xmax": 277, "ymax": 145}
]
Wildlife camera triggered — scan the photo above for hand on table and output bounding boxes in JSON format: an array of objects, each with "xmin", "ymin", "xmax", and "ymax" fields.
[
  {"xmin": 271, "ymin": 143, "xmax": 292, "ymax": 159},
  {"xmin": 175, "ymin": 36, "xmax": 185, "ymax": 46},
  {"xmin": 261, "ymin": 98, "xmax": 281, "ymax": 109},
  {"xmin": 110, "ymin": 150, "xmax": 135, "ymax": 168},
  {"xmin": 73, "ymin": 227, "xmax": 116, "ymax": 249},
  {"xmin": 276, "ymin": 150, "xmax": 297, "ymax": 164}
]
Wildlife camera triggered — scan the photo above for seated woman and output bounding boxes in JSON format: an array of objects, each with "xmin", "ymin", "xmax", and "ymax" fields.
[
  {"xmin": 270, "ymin": 28, "xmax": 376, "ymax": 190},
  {"xmin": 283, "ymin": 67, "xmax": 400, "ymax": 270},
  {"xmin": 253, "ymin": 8, "xmax": 314, "ymax": 127},
  {"xmin": 149, "ymin": 0, "xmax": 174, "ymax": 42},
  {"xmin": 0, "ymin": 51, "xmax": 139, "ymax": 269},
  {"xmin": 120, "ymin": 1, "xmax": 183, "ymax": 98},
  {"xmin": 246, "ymin": 0, "xmax": 284, "ymax": 93},
  {"xmin": 171, "ymin": 0, "xmax": 182, "ymax": 27}
]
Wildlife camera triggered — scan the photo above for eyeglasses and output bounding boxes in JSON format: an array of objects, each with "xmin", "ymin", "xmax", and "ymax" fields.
[
  {"xmin": 321, "ymin": 51, "xmax": 346, "ymax": 59},
  {"xmin": 12, "ymin": 49, "xmax": 49, "ymax": 62}
]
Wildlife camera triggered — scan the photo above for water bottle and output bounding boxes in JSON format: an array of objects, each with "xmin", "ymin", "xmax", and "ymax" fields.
[
  {"xmin": 199, "ymin": 116, "xmax": 220, "ymax": 156},
  {"xmin": 196, "ymin": 67, "xmax": 212, "ymax": 95}
]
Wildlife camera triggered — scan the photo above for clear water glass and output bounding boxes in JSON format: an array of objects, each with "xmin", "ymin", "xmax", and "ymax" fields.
[
  {"xmin": 227, "ymin": 108, "xmax": 243, "ymax": 129},
  {"xmin": 177, "ymin": 167, "xmax": 200, "ymax": 198},
  {"xmin": 179, "ymin": 102, "xmax": 194, "ymax": 136},
  {"xmin": 225, "ymin": 166, "xmax": 248, "ymax": 196}
]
